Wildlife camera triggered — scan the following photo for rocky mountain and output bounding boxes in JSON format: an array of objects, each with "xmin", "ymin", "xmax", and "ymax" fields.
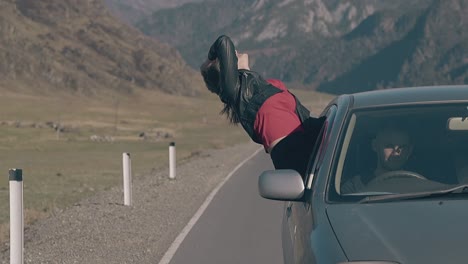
[
  {"xmin": 315, "ymin": 0, "xmax": 468, "ymax": 93},
  {"xmin": 103, "ymin": 0, "xmax": 208, "ymax": 24},
  {"xmin": 134, "ymin": 0, "xmax": 466, "ymax": 94},
  {"xmin": 136, "ymin": 0, "xmax": 425, "ymax": 62},
  {"xmin": 0, "ymin": 0, "xmax": 200, "ymax": 96}
]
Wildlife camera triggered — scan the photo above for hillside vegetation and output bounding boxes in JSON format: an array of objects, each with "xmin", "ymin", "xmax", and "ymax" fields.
[{"xmin": 0, "ymin": 0, "xmax": 201, "ymax": 96}]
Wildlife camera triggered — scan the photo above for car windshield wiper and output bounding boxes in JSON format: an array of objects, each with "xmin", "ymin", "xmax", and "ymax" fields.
[{"xmin": 359, "ymin": 184, "xmax": 468, "ymax": 203}]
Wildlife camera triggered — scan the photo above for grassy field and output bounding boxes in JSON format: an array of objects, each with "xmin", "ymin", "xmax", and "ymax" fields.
[{"xmin": 0, "ymin": 85, "xmax": 334, "ymax": 241}]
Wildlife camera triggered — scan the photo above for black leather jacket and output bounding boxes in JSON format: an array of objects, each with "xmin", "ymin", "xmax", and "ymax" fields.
[{"xmin": 207, "ymin": 35, "xmax": 312, "ymax": 144}]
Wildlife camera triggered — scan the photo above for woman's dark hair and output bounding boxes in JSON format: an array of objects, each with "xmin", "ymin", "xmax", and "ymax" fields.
[
  {"xmin": 200, "ymin": 59, "xmax": 220, "ymax": 94},
  {"xmin": 200, "ymin": 59, "xmax": 240, "ymax": 124},
  {"xmin": 220, "ymin": 101, "xmax": 240, "ymax": 124}
]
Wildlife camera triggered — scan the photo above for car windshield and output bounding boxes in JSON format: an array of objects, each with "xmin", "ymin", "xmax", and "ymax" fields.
[{"xmin": 331, "ymin": 103, "xmax": 468, "ymax": 201}]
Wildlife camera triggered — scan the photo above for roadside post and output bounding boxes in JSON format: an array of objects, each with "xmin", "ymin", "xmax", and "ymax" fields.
[
  {"xmin": 122, "ymin": 153, "xmax": 132, "ymax": 206},
  {"xmin": 169, "ymin": 142, "xmax": 176, "ymax": 180},
  {"xmin": 9, "ymin": 168, "xmax": 23, "ymax": 264}
]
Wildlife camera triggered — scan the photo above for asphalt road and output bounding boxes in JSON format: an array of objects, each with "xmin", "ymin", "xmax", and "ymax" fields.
[{"xmin": 166, "ymin": 150, "xmax": 284, "ymax": 264}]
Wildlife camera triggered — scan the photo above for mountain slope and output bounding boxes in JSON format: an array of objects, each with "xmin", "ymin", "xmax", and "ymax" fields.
[
  {"xmin": 316, "ymin": 0, "xmax": 468, "ymax": 93},
  {"xmin": 134, "ymin": 0, "xmax": 466, "ymax": 94},
  {"xmin": 137, "ymin": 0, "xmax": 384, "ymax": 68},
  {"xmin": 0, "ymin": 0, "xmax": 200, "ymax": 96},
  {"xmin": 103, "ymin": 0, "xmax": 208, "ymax": 24}
]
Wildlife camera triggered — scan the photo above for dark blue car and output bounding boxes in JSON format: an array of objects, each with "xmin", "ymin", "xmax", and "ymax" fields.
[{"xmin": 259, "ymin": 86, "xmax": 468, "ymax": 264}]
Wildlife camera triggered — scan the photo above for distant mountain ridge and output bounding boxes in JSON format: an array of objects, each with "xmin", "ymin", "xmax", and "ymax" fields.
[
  {"xmin": 0, "ymin": 0, "xmax": 200, "ymax": 96},
  {"xmin": 136, "ymin": 0, "xmax": 386, "ymax": 67},
  {"xmin": 131, "ymin": 0, "xmax": 467, "ymax": 94},
  {"xmin": 316, "ymin": 0, "xmax": 468, "ymax": 93},
  {"xmin": 103, "ymin": 0, "xmax": 207, "ymax": 24}
]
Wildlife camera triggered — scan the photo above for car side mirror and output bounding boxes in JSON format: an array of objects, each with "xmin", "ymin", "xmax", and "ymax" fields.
[{"xmin": 258, "ymin": 169, "xmax": 305, "ymax": 201}]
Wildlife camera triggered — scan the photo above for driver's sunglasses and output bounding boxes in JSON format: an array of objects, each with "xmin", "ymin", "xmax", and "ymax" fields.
[{"xmin": 384, "ymin": 144, "xmax": 409, "ymax": 153}]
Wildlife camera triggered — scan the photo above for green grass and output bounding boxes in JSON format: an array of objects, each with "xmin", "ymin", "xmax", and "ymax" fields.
[{"xmin": 0, "ymin": 86, "xmax": 334, "ymax": 241}]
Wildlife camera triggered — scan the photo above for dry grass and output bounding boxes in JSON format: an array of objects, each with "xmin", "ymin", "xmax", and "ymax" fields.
[{"xmin": 0, "ymin": 85, "xmax": 334, "ymax": 243}]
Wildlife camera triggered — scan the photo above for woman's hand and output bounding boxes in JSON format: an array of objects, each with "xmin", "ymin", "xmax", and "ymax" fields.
[{"xmin": 236, "ymin": 51, "xmax": 250, "ymax": 70}]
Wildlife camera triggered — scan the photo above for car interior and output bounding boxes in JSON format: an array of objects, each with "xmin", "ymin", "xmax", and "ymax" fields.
[{"xmin": 336, "ymin": 104, "xmax": 468, "ymax": 196}]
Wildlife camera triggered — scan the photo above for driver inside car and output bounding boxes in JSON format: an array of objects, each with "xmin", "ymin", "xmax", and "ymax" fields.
[{"xmin": 342, "ymin": 126, "xmax": 417, "ymax": 194}]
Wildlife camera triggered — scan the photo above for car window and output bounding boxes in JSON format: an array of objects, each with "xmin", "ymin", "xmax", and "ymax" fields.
[
  {"xmin": 305, "ymin": 105, "xmax": 337, "ymax": 189},
  {"xmin": 329, "ymin": 103, "xmax": 468, "ymax": 202}
]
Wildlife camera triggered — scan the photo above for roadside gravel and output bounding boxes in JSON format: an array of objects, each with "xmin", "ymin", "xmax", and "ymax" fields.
[{"xmin": 0, "ymin": 141, "xmax": 262, "ymax": 264}]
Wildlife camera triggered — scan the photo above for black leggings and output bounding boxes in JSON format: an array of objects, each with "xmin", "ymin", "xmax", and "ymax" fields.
[{"xmin": 270, "ymin": 130, "xmax": 318, "ymax": 178}]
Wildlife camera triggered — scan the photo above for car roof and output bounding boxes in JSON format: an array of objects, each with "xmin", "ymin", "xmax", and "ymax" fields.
[{"xmin": 347, "ymin": 85, "xmax": 468, "ymax": 109}]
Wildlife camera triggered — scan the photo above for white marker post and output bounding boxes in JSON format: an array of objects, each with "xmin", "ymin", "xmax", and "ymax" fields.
[
  {"xmin": 169, "ymin": 142, "xmax": 176, "ymax": 180},
  {"xmin": 122, "ymin": 153, "xmax": 132, "ymax": 206},
  {"xmin": 9, "ymin": 169, "xmax": 23, "ymax": 264}
]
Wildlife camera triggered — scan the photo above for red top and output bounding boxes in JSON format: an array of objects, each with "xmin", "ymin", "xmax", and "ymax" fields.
[{"xmin": 254, "ymin": 79, "xmax": 304, "ymax": 152}]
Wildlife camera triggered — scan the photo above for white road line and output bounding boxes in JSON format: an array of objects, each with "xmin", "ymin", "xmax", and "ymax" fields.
[{"xmin": 158, "ymin": 146, "xmax": 264, "ymax": 264}]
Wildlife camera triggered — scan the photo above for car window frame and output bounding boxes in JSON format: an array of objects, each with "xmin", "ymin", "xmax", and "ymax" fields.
[{"xmin": 304, "ymin": 105, "xmax": 337, "ymax": 190}]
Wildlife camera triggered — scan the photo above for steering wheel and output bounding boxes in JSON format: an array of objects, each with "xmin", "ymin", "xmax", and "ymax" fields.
[{"xmin": 374, "ymin": 170, "xmax": 427, "ymax": 183}]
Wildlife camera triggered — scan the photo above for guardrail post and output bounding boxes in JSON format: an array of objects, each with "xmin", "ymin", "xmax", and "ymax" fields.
[
  {"xmin": 122, "ymin": 153, "xmax": 132, "ymax": 206},
  {"xmin": 9, "ymin": 168, "xmax": 23, "ymax": 264},
  {"xmin": 169, "ymin": 142, "xmax": 176, "ymax": 180}
]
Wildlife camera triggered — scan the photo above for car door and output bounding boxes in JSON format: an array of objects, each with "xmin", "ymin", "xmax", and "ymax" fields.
[{"xmin": 285, "ymin": 106, "xmax": 337, "ymax": 264}]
